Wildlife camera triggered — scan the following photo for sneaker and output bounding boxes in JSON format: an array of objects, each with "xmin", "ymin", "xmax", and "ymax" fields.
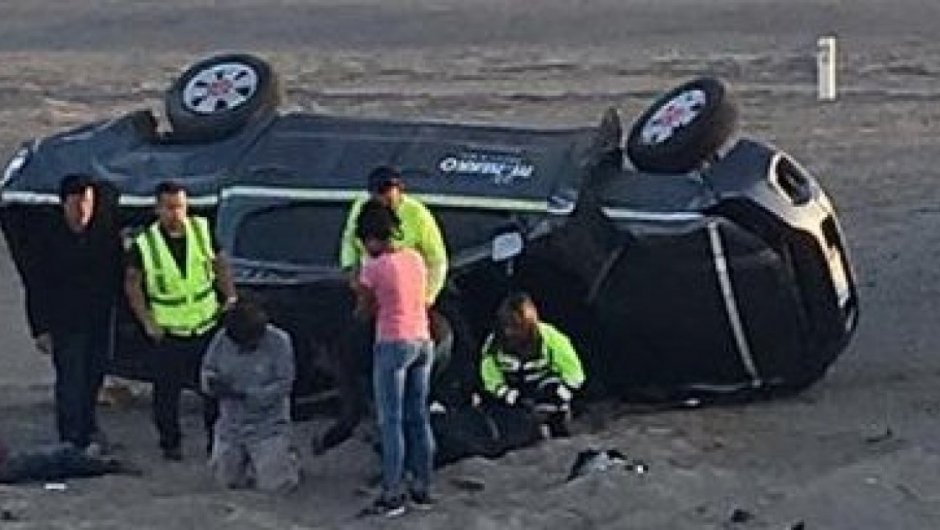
[
  {"xmin": 408, "ymin": 490, "xmax": 435, "ymax": 511},
  {"xmin": 548, "ymin": 412, "xmax": 573, "ymax": 438},
  {"xmin": 162, "ymin": 446, "xmax": 183, "ymax": 462},
  {"xmin": 538, "ymin": 423, "xmax": 553, "ymax": 441},
  {"xmin": 109, "ymin": 459, "xmax": 145, "ymax": 477},
  {"xmin": 82, "ymin": 442, "xmax": 104, "ymax": 458},
  {"xmin": 359, "ymin": 495, "xmax": 406, "ymax": 518}
]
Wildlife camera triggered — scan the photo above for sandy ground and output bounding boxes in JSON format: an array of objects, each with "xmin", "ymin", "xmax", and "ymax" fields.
[{"xmin": 2, "ymin": 0, "xmax": 940, "ymax": 528}]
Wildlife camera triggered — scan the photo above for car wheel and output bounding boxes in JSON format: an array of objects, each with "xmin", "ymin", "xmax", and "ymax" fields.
[
  {"xmin": 165, "ymin": 53, "xmax": 280, "ymax": 142},
  {"xmin": 626, "ymin": 77, "xmax": 738, "ymax": 174},
  {"xmin": 431, "ymin": 300, "xmax": 479, "ymax": 407}
]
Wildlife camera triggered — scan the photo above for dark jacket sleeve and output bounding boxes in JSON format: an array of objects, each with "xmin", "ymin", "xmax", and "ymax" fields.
[
  {"xmin": 92, "ymin": 180, "xmax": 124, "ymax": 300},
  {"xmin": 23, "ymin": 224, "xmax": 55, "ymax": 337}
]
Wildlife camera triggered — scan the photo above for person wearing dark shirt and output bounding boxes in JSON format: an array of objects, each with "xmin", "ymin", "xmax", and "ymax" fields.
[
  {"xmin": 124, "ymin": 180, "xmax": 237, "ymax": 461},
  {"xmin": 201, "ymin": 298, "xmax": 300, "ymax": 493},
  {"xmin": 20, "ymin": 174, "xmax": 123, "ymax": 452}
]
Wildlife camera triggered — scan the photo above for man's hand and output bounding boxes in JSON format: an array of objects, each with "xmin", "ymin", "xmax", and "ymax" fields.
[
  {"xmin": 142, "ymin": 320, "xmax": 165, "ymax": 343},
  {"xmin": 350, "ymin": 274, "xmax": 376, "ymax": 320},
  {"xmin": 222, "ymin": 295, "xmax": 238, "ymax": 312},
  {"xmin": 34, "ymin": 333, "xmax": 53, "ymax": 355},
  {"xmin": 353, "ymin": 298, "xmax": 376, "ymax": 320},
  {"xmin": 504, "ymin": 387, "xmax": 521, "ymax": 406},
  {"xmin": 556, "ymin": 384, "xmax": 573, "ymax": 402},
  {"xmin": 206, "ymin": 375, "xmax": 245, "ymax": 400}
]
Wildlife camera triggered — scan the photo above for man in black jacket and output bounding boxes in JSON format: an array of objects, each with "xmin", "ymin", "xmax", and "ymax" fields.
[{"xmin": 22, "ymin": 174, "xmax": 123, "ymax": 452}]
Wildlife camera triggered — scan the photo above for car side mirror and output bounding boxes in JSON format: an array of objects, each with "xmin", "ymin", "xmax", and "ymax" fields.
[{"xmin": 492, "ymin": 231, "xmax": 524, "ymax": 262}]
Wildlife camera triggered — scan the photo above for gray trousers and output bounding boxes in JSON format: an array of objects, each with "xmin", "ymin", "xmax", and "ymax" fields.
[{"xmin": 209, "ymin": 433, "xmax": 300, "ymax": 493}]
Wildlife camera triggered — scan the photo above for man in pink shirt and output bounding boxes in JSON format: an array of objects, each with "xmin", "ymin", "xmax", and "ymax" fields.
[{"xmin": 353, "ymin": 199, "xmax": 435, "ymax": 518}]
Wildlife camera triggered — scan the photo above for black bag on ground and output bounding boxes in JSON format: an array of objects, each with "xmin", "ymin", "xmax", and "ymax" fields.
[{"xmin": 432, "ymin": 403, "xmax": 542, "ymax": 467}]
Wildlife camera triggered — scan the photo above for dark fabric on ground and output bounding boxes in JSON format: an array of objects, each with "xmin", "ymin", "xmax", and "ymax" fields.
[
  {"xmin": 0, "ymin": 444, "xmax": 126, "ymax": 483},
  {"xmin": 432, "ymin": 403, "xmax": 542, "ymax": 467}
]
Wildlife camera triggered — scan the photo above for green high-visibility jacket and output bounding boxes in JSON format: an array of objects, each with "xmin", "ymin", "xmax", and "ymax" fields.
[
  {"xmin": 339, "ymin": 194, "xmax": 448, "ymax": 304},
  {"xmin": 135, "ymin": 217, "xmax": 219, "ymax": 336},
  {"xmin": 480, "ymin": 322, "xmax": 586, "ymax": 399}
]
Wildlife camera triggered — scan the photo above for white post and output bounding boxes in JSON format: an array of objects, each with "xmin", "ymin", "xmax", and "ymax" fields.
[{"xmin": 817, "ymin": 36, "xmax": 838, "ymax": 101}]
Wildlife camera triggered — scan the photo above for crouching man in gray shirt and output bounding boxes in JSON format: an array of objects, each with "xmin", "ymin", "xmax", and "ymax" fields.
[{"xmin": 201, "ymin": 298, "xmax": 300, "ymax": 493}]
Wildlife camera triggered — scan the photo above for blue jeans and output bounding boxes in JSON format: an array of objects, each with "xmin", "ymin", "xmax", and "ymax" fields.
[{"xmin": 373, "ymin": 339, "xmax": 435, "ymax": 498}]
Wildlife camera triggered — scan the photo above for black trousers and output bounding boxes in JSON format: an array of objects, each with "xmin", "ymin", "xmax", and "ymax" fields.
[
  {"xmin": 51, "ymin": 320, "xmax": 109, "ymax": 448},
  {"xmin": 150, "ymin": 333, "xmax": 218, "ymax": 451},
  {"xmin": 485, "ymin": 376, "xmax": 573, "ymax": 437}
]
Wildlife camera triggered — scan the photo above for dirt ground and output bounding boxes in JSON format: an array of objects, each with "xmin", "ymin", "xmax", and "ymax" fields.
[{"xmin": 2, "ymin": 1, "xmax": 940, "ymax": 528}]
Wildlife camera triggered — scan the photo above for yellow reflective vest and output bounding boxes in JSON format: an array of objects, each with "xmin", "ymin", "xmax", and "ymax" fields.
[
  {"xmin": 339, "ymin": 194, "xmax": 448, "ymax": 304},
  {"xmin": 135, "ymin": 217, "xmax": 219, "ymax": 336},
  {"xmin": 480, "ymin": 322, "xmax": 586, "ymax": 399}
]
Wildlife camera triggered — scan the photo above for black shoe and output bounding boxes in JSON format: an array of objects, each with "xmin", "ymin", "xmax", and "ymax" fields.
[
  {"xmin": 408, "ymin": 490, "xmax": 435, "ymax": 511},
  {"xmin": 110, "ymin": 459, "xmax": 145, "ymax": 477},
  {"xmin": 548, "ymin": 414, "xmax": 572, "ymax": 438},
  {"xmin": 162, "ymin": 446, "xmax": 183, "ymax": 462},
  {"xmin": 89, "ymin": 429, "xmax": 112, "ymax": 455},
  {"xmin": 359, "ymin": 495, "xmax": 406, "ymax": 519},
  {"xmin": 82, "ymin": 441, "xmax": 105, "ymax": 458}
]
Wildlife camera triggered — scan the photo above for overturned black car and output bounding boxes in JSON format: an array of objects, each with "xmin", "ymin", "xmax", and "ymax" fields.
[{"xmin": 0, "ymin": 54, "xmax": 858, "ymax": 406}]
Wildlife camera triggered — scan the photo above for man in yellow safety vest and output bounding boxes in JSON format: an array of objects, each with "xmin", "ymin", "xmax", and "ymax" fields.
[{"xmin": 125, "ymin": 181, "xmax": 238, "ymax": 461}]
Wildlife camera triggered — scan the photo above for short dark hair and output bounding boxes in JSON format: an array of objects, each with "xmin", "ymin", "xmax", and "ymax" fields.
[
  {"xmin": 58, "ymin": 173, "xmax": 94, "ymax": 202},
  {"xmin": 154, "ymin": 180, "xmax": 188, "ymax": 200},
  {"xmin": 355, "ymin": 198, "xmax": 400, "ymax": 242},
  {"xmin": 366, "ymin": 165, "xmax": 403, "ymax": 193},
  {"xmin": 497, "ymin": 291, "xmax": 537, "ymax": 325},
  {"xmin": 224, "ymin": 297, "xmax": 269, "ymax": 348}
]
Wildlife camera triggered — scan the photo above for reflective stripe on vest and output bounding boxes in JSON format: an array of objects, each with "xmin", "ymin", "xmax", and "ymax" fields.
[
  {"xmin": 492, "ymin": 338, "xmax": 554, "ymax": 388},
  {"xmin": 135, "ymin": 217, "xmax": 220, "ymax": 336}
]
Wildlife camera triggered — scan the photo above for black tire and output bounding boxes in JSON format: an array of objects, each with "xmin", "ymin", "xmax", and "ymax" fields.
[
  {"xmin": 626, "ymin": 77, "xmax": 738, "ymax": 174},
  {"xmin": 165, "ymin": 53, "xmax": 280, "ymax": 142},
  {"xmin": 432, "ymin": 299, "xmax": 479, "ymax": 407}
]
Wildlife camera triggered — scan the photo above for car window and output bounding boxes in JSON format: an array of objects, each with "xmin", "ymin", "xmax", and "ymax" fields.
[
  {"xmin": 233, "ymin": 202, "xmax": 531, "ymax": 267},
  {"xmin": 233, "ymin": 204, "xmax": 347, "ymax": 266},
  {"xmin": 436, "ymin": 209, "xmax": 527, "ymax": 253}
]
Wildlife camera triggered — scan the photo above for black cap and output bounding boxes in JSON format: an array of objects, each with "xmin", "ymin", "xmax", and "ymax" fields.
[{"xmin": 366, "ymin": 166, "xmax": 403, "ymax": 193}]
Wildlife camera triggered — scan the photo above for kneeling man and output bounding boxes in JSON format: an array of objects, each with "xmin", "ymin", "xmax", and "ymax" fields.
[{"xmin": 201, "ymin": 298, "xmax": 300, "ymax": 493}]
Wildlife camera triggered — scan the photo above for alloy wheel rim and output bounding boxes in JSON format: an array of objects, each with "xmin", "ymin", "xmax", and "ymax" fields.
[
  {"xmin": 182, "ymin": 62, "xmax": 259, "ymax": 115},
  {"xmin": 640, "ymin": 89, "xmax": 707, "ymax": 145}
]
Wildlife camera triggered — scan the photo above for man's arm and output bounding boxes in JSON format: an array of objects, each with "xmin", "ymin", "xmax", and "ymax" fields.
[
  {"xmin": 479, "ymin": 334, "xmax": 509, "ymax": 397},
  {"xmin": 416, "ymin": 203, "xmax": 448, "ymax": 304},
  {"xmin": 23, "ymin": 254, "xmax": 53, "ymax": 345},
  {"xmin": 212, "ymin": 251, "xmax": 238, "ymax": 309},
  {"xmin": 543, "ymin": 324, "xmax": 586, "ymax": 389},
  {"xmin": 18, "ymin": 222, "xmax": 56, "ymax": 344},
  {"xmin": 351, "ymin": 268, "xmax": 377, "ymax": 318},
  {"xmin": 199, "ymin": 331, "xmax": 224, "ymax": 396},
  {"xmin": 339, "ymin": 198, "xmax": 365, "ymax": 270},
  {"xmin": 92, "ymin": 180, "xmax": 124, "ymax": 300},
  {"xmin": 124, "ymin": 263, "xmax": 163, "ymax": 342}
]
